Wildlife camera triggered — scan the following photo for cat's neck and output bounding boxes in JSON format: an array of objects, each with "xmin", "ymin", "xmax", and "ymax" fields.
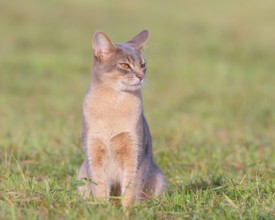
[
  {"xmin": 85, "ymin": 80, "xmax": 144, "ymax": 118},
  {"xmin": 87, "ymin": 79, "xmax": 142, "ymax": 112}
]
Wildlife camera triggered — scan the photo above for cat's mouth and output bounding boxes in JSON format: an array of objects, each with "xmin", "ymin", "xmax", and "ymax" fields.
[
  {"xmin": 121, "ymin": 81, "xmax": 141, "ymax": 87},
  {"xmin": 120, "ymin": 81, "xmax": 143, "ymax": 91}
]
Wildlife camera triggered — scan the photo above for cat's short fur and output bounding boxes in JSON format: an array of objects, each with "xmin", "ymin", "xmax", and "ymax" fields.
[{"xmin": 78, "ymin": 30, "xmax": 167, "ymax": 208}]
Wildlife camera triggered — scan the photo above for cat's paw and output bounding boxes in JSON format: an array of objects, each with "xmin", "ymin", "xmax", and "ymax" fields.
[{"xmin": 78, "ymin": 184, "xmax": 92, "ymax": 199}]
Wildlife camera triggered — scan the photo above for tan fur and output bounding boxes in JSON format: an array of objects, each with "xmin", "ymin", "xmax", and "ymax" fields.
[
  {"xmin": 111, "ymin": 132, "xmax": 134, "ymax": 168},
  {"xmin": 78, "ymin": 30, "xmax": 167, "ymax": 208}
]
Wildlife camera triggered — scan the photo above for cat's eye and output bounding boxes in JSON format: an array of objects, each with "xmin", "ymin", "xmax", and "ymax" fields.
[
  {"xmin": 141, "ymin": 63, "xmax": 146, "ymax": 69},
  {"xmin": 120, "ymin": 63, "xmax": 131, "ymax": 70}
]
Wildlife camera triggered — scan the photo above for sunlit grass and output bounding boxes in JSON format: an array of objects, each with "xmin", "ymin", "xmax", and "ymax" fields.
[{"xmin": 0, "ymin": 0, "xmax": 274, "ymax": 219}]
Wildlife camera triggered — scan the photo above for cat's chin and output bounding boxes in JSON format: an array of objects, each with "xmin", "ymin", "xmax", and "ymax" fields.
[{"xmin": 118, "ymin": 81, "xmax": 142, "ymax": 92}]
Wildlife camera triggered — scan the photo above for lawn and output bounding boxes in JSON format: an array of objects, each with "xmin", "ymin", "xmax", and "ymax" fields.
[{"xmin": 0, "ymin": 0, "xmax": 275, "ymax": 219}]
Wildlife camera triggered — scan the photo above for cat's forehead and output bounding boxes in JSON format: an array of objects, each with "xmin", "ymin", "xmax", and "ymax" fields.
[{"xmin": 115, "ymin": 43, "xmax": 144, "ymax": 62}]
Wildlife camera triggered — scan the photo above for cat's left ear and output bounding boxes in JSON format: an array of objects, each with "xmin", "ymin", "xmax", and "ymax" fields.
[{"xmin": 127, "ymin": 30, "xmax": 149, "ymax": 51}]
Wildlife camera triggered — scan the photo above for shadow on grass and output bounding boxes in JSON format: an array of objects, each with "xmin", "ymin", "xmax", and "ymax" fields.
[{"xmin": 184, "ymin": 173, "xmax": 226, "ymax": 193}]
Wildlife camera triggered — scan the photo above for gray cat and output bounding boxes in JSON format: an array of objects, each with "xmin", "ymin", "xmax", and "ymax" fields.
[{"xmin": 78, "ymin": 30, "xmax": 167, "ymax": 208}]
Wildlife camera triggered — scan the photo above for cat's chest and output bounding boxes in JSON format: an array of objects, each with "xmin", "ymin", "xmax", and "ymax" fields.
[
  {"xmin": 84, "ymin": 92, "xmax": 142, "ymax": 137},
  {"xmin": 91, "ymin": 110, "xmax": 137, "ymax": 134}
]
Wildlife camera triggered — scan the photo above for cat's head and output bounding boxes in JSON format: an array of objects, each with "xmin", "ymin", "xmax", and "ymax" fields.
[{"xmin": 91, "ymin": 30, "xmax": 149, "ymax": 92}]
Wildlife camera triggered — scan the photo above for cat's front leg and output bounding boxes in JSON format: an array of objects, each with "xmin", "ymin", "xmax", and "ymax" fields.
[
  {"xmin": 121, "ymin": 166, "xmax": 138, "ymax": 208},
  {"xmin": 87, "ymin": 137, "xmax": 110, "ymax": 202},
  {"xmin": 110, "ymin": 132, "xmax": 138, "ymax": 208}
]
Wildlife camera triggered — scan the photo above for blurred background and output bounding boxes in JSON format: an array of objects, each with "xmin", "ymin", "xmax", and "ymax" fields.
[{"xmin": 0, "ymin": 0, "xmax": 274, "ymax": 188}]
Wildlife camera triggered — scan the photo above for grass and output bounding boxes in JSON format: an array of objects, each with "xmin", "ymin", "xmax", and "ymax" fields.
[{"xmin": 0, "ymin": 0, "xmax": 275, "ymax": 219}]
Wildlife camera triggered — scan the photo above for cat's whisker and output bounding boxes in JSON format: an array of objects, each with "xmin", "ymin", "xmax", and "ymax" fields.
[
  {"xmin": 142, "ymin": 79, "xmax": 158, "ymax": 97},
  {"xmin": 143, "ymin": 78, "xmax": 153, "ymax": 87}
]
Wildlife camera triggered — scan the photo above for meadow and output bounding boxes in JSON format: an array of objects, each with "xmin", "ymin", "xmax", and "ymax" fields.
[{"xmin": 0, "ymin": 0, "xmax": 275, "ymax": 219}]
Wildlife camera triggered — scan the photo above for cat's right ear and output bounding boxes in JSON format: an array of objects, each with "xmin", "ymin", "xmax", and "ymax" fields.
[{"xmin": 92, "ymin": 31, "xmax": 116, "ymax": 60}]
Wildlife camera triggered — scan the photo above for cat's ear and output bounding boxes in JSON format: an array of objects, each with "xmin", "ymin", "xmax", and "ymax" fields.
[
  {"xmin": 92, "ymin": 31, "xmax": 117, "ymax": 60},
  {"xmin": 127, "ymin": 30, "xmax": 149, "ymax": 51}
]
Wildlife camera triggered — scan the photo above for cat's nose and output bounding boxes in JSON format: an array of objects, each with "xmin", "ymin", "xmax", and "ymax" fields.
[{"xmin": 136, "ymin": 73, "xmax": 144, "ymax": 81}]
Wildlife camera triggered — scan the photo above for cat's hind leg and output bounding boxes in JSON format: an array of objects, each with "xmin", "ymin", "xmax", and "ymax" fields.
[
  {"xmin": 142, "ymin": 165, "xmax": 167, "ymax": 198},
  {"xmin": 152, "ymin": 170, "xmax": 167, "ymax": 197}
]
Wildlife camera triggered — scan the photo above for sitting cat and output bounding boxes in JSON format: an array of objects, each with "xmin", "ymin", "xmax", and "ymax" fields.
[{"xmin": 78, "ymin": 30, "xmax": 167, "ymax": 208}]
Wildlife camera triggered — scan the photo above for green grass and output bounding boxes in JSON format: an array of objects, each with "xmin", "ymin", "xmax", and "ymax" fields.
[{"xmin": 1, "ymin": 0, "xmax": 275, "ymax": 219}]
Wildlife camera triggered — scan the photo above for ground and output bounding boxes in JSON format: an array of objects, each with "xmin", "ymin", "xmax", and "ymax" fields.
[{"xmin": 0, "ymin": 0, "xmax": 274, "ymax": 219}]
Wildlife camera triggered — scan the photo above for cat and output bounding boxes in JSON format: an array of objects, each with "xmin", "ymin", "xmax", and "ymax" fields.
[{"xmin": 77, "ymin": 30, "xmax": 167, "ymax": 208}]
